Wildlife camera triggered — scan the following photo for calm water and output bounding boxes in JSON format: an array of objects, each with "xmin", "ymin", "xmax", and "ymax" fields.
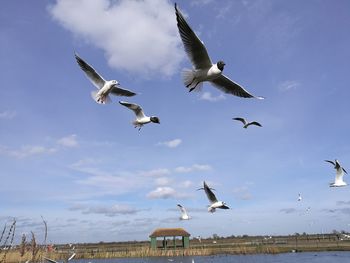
[{"xmin": 75, "ymin": 251, "xmax": 350, "ymax": 263}]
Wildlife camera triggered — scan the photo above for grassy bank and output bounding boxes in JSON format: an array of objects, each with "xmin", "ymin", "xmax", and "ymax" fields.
[{"xmin": 2, "ymin": 233, "xmax": 350, "ymax": 262}]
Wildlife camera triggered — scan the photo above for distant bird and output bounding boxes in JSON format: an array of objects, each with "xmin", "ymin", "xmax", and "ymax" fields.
[
  {"xmin": 325, "ymin": 159, "xmax": 347, "ymax": 187},
  {"xmin": 75, "ymin": 53, "xmax": 136, "ymax": 104},
  {"xmin": 119, "ymin": 101, "xmax": 160, "ymax": 130},
  {"xmin": 198, "ymin": 181, "xmax": 229, "ymax": 213},
  {"xmin": 174, "ymin": 4, "xmax": 263, "ymax": 99},
  {"xmin": 177, "ymin": 204, "xmax": 190, "ymax": 220},
  {"xmin": 297, "ymin": 193, "xmax": 302, "ymax": 202},
  {"xmin": 233, "ymin": 117, "xmax": 262, "ymax": 128},
  {"xmin": 306, "ymin": 207, "xmax": 311, "ymax": 213}
]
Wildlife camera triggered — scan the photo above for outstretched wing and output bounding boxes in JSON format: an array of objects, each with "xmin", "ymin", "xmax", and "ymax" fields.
[
  {"xmin": 68, "ymin": 253, "xmax": 76, "ymax": 261},
  {"xmin": 44, "ymin": 258, "xmax": 59, "ymax": 263},
  {"xmin": 247, "ymin": 121, "xmax": 262, "ymax": 127},
  {"xmin": 110, "ymin": 86, "xmax": 137, "ymax": 97},
  {"xmin": 203, "ymin": 181, "xmax": 217, "ymax": 204},
  {"xmin": 325, "ymin": 160, "xmax": 335, "ymax": 166},
  {"xmin": 211, "ymin": 75, "xmax": 264, "ymax": 99},
  {"xmin": 175, "ymin": 4, "xmax": 212, "ymax": 70},
  {"xmin": 233, "ymin": 117, "xmax": 247, "ymax": 125},
  {"xmin": 75, "ymin": 53, "xmax": 105, "ymax": 89},
  {"xmin": 119, "ymin": 101, "xmax": 145, "ymax": 119}
]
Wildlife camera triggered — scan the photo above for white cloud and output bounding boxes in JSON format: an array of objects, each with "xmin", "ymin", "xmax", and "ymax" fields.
[
  {"xmin": 278, "ymin": 80, "xmax": 300, "ymax": 92},
  {"xmin": 200, "ymin": 92, "xmax": 225, "ymax": 102},
  {"xmin": 0, "ymin": 145, "xmax": 57, "ymax": 158},
  {"xmin": 147, "ymin": 186, "xmax": 177, "ymax": 199},
  {"xmin": 0, "ymin": 110, "xmax": 16, "ymax": 119},
  {"xmin": 139, "ymin": 168, "xmax": 170, "ymax": 177},
  {"xmin": 57, "ymin": 134, "xmax": 78, "ymax": 147},
  {"xmin": 158, "ymin": 138, "xmax": 182, "ymax": 148},
  {"xmin": 49, "ymin": 0, "xmax": 184, "ymax": 77},
  {"xmin": 175, "ymin": 164, "xmax": 212, "ymax": 173}
]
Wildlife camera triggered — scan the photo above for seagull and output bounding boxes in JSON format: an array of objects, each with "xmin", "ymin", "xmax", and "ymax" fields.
[
  {"xmin": 44, "ymin": 252, "xmax": 75, "ymax": 263},
  {"xmin": 174, "ymin": 4, "xmax": 263, "ymax": 99},
  {"xmin": 74, "ymin": 53, "xmax": 136, "ymax": 104},
  {"xmin": 198, "ymin": 181, "xmax": 229, "ymax": 213},
  {"xmin": 177, "ymin": 204, "xmax": 190, "ymax": 220},
  {"xmin": 297, "ymin": 193, "xmax": 302, "ymax": 202},
  {"xmin": 119, "ymin": 101, "xmax": 160, "ymax": 130},
  {"xmin": 233, "ymin": 117, "xmax": 262, "ymax": 128},
  {"xmin": 325, "ymin": 159, "xmax": 347, "ymax": 187}
]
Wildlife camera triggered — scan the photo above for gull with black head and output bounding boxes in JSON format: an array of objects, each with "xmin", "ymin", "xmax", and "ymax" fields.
[
  {"xmin": 119, "ymin": 101, "xmax": 160, "ymax": 130},
  {"xmin": 198, "ymin": 181, "xmax": 229, "ymax": 213},
  {"xmin": 175, "ymin": 4, "xmax": 263, "ymax": 99}
]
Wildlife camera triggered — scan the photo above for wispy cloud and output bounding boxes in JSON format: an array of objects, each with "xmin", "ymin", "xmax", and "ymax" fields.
[
  {"xmin": 139, "ymin": 168, "xmax": 171, "ymax": 177},
  {"xmin": 57, "ymin": 134, "xmax": 79, "ymax": 148},
  {"xmin": 278, "ymin": 80, "xmax": 300, "ymax": 92},
  {"xmin": 280, "ymin": 208, "xmax": 297, "ymax": 214},
  {"xmin": 200, "ymin": 92, "xmax": 225, "ymax": 102},
  {"xmin": 157, "ymin": 139, "xmax": 182, "ymax": 148},
  {"xmin": 49, "ymin": 0, "xmax": 183, "ymax": 77},
  {"xmin": 69, "ymin": 204, "xmax": 140, "ymax": 216},
  {"xmin": 0, "ymin": 145, "xmax": 57, "ymax": 158},
  {"xmin": 0, "ymin": 110, "xmax": 16, "ymax": 120},
  {"xmin": 175, "ymin": 164, "xmax": 212, "ymax": 173},
  {"xmin": 147, "ymin": 187, "xmax": 177, "ymax": 199},
  {"xmin": 337, "ymin": 201, "xmax": 350, "ymax": 206}
]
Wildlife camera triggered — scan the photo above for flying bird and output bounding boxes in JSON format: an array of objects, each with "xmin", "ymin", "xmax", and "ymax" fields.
[
  {"xmin": 174, "ymin": 4, "xmax": 263, "ymax": 99},
  {"xmin": 198, "ymin": 181, "xmax": 229, "ymax": 213},
  {"xmin": 297, "ymin": 193, "xmax": 302, "ymax": 202},
  {"xmin": 74, "ymin": 53, "xmax": 136, "ymax": 104},
  {"xmin": 177, "ymin": 204, "xmax": 190, "ymax": 220},
  {"xmin": 119, "ymin": 101, "xmax": 160, "ymax": 130},
  {"xmin": 325, "ymin": 159, "xmax": 347, "ymax": 187},
  {"xmin": 233, "ymin": 117, "xmax": 262, "ymax": 128}
]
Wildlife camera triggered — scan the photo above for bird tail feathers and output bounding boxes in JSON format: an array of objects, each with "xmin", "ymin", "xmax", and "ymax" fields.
[
  {"xmin": 181, "ymin": 69, "xmax": 203, "ymax": 92},
  {"xmin": 90, "ymin": 91, "xmax": 111, "ymax": 104}
]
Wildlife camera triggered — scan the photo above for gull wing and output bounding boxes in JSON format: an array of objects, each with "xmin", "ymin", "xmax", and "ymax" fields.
[
  {"xmin": 44, "ymin": 257, "xmax": 59, "ymax": 263},
  {"xmin": 119, "ymin": 101, "xmax": 145, "ymax": 119},
  {"xmin": 75, "ymin": 53, "xmax": 105, "ymax": 90},
  {"xmin": 247, "ymin": 121, "xmax": 262, "ymax": 127},
  {"xmin": 203, "ymin": 181, "xmax": 218, "ymax": 204},
  {"xmin": 177, "ymin": 204, "xmax": 188, "ymax": 217},
  {"xmin": 221, "ymin": 205, "xmax": 230, "ymax": 209},
  {"xmin": 343, "ymin": 167, "xmax": 348, "ymax": 174},
  {"xmin": 211, "ymin": 75, "xmax": 264, "ymax": 99},
  {"xmin": 325, "ymin": 160, "xmax": 335, "ymax": 166},
  {"xmin": 175, "ymin": 4, "xmax": 212, "ymax": 70},
  {"xmin": 233, "ymin": 117, "xmax": 247, "ymax": 125},
  {"xmin": 68, "ymin": 253, "xmax": 76, "ymax": 261},
  {"xmin": 110, "ymin": 85, "xmax": 137, "ymax": 97}
]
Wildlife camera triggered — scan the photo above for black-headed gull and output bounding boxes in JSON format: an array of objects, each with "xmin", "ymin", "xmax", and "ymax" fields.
[
  {"xmin": 177, "ymin": 204, "xmax": 190, "ymax": 220},
  {"xmin": 175, "ymin": 4, "xmax": 263, "ymax": 99},
  {"xmin": 233, "ymin": 117, "xmax": 262, "ymax": 128},
  {"xmin": 75, "ymin": 53, "xmax": 136, "ymax": 104},
  {"xmin": 198, "ymin": 181, "xmax": 229, "ymax": 213},
  {"xmin": 119, "ymin": 101, "xmax": 160, "ymax": 130},
  {"xmin": 325, "ymin": 159, "xmax": 347, "ymax": 187}
]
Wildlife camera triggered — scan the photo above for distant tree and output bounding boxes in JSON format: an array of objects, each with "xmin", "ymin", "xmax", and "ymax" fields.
[{"xmin": 212, "ymin": 234, "xmax": 219, "ymax": 239}]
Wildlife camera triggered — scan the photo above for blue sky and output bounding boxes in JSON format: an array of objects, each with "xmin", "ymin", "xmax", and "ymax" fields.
[{"xmin": 1, "ymin": 0, "xmax": 350, "ymax": 244}]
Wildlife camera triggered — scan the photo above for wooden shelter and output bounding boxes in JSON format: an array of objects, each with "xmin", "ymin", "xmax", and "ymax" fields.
[{"xmin": 149, "ymin": 228, "xmax": 190, "ymax": 249}]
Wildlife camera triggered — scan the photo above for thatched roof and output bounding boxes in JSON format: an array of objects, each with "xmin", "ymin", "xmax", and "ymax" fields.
[{"xmin": 150, "ymin": 228, "xmax": 190, "ymax": 237}]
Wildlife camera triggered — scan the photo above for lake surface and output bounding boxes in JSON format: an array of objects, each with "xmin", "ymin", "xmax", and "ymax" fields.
[{"xmin": 75, "ymin": 251, "xmax": 350, "ymax": 263}]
